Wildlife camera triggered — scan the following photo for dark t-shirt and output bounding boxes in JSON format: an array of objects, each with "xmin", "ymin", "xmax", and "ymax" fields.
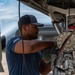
[{"xmin": 6, "ymin": 37, "xmax": 43, "ymax": 75}]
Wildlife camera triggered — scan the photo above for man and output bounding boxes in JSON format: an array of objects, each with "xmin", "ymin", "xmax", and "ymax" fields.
[{"xmin": 6, "ymin": 14, "xmax": 57, "ymax": 75}]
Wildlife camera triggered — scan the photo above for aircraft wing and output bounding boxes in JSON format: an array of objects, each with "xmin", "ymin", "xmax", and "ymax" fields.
[
  {"xmin": 19, "ymin": 0, "xmax": 75, "ymax": 15},
  {"xmin": 19, "ymin": 0, "xmax": 75, "ymax": 34}
]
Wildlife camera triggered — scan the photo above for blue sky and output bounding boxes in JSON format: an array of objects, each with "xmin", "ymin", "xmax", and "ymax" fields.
[{"xmin": 0, "ymin": 0, "xmax": 52, "ymax": 37}]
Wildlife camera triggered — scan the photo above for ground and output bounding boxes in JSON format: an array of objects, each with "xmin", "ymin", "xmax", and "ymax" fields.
[{"xmin": 0, "ymin": 52, "xmax": 8, "ymax": 75}]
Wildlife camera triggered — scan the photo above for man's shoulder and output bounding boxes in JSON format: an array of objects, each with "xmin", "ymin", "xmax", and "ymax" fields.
[
  {"xmin": 6, "ymin": 36, "xmax": 21, "ymax": 46},
  {"xmin": 8, "ymin": 36, "xmax": 21, "ymax": 42}
]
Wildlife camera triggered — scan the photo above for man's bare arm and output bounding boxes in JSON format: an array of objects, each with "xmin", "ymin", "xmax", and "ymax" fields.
[
  {"xmin": 40, "ymin": 58, "xmax": 51, "ymax": 75},
  {"xmin": 14, "ymin": 40, "xmax": 55, "ymax": 54}
]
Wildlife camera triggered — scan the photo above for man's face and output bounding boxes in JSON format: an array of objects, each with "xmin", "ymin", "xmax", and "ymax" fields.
[{"xmin": 25, "ymin": 24, "xmax": 39, "ymax": 39}]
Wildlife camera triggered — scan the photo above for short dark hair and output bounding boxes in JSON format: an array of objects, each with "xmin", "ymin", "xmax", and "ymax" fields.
[{"xmin": 18, "ymin": 14, "xmax": 44, "ymax": 32}]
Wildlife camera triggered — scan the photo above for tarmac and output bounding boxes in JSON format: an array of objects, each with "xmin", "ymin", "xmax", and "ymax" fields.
[
  {"xmin": 0, "ymin": 52, "xmax": 9, "ymax": 75},
  {"xmin": 0, "ymin": 52, "xmax": 52, "ymax": 75}
]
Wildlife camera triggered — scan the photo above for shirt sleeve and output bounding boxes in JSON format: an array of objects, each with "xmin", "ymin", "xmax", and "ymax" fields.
[{"xmin": 6, "ymin": 37, "xmax": 20, "ymax": 53}]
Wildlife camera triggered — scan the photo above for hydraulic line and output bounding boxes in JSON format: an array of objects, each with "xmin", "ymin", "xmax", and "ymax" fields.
[{"xmin": 18, "ymin": 0, "xmax": 30, "ymax": 75}]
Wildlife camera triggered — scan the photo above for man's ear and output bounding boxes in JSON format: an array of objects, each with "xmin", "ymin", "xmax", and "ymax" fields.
[{"xmin": 22, "ymin": 25, "xmax": 27, "ymax": 31}]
